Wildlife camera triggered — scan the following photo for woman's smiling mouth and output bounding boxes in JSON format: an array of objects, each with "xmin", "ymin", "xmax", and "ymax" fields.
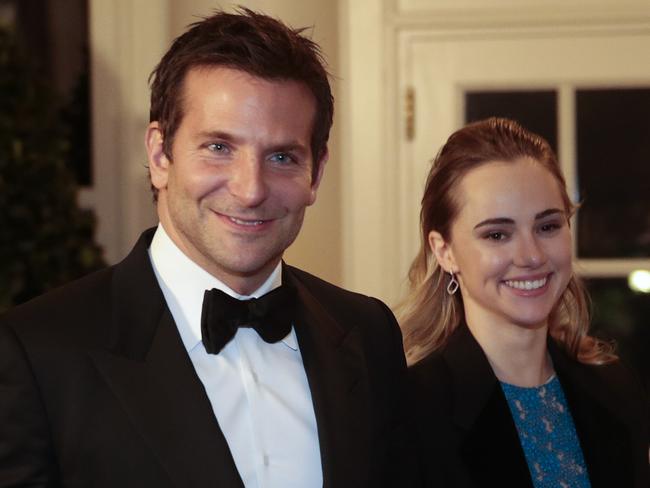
[{"xmin": 503, "ymin": 274, "xmax": 552, "ymax": 292}]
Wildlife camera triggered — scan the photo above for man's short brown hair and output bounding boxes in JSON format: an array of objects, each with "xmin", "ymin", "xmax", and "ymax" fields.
[{"xmin": 149, "ymin": 7, "xmax": 333, "ymax": 192}]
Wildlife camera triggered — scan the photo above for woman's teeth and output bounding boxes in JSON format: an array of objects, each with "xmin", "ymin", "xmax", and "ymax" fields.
[{"xmin": 504, "ymin": 277, "xmax": 547, "ymax": 290}]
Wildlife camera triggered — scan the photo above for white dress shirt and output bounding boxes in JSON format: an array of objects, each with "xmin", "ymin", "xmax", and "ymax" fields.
[{"xmin": 148, "ymin": 224, "xmax": 322, "ymax": 488}]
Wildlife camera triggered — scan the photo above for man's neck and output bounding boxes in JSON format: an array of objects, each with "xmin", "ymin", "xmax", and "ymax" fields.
[{"xmin": 153, "ymin": 223, "xmax": 282, "ymax": 298}]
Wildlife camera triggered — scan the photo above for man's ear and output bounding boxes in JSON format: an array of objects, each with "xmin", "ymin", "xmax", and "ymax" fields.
[
  {"xmin": 308, "ymin": 146, "xmax": 328, "ymax": 205},
  {"xmin": 428, "ymin": 230, "xmax": 457, "ymax": 273},
  {"xmin": 145, "ymin": 122, "xmax": 170, "ymax": 191}
]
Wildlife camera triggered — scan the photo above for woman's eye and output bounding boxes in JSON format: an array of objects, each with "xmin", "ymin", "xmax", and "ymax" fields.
[
  {"xmin": 539, "ymin": 222, "xmax": 562, "ymax": 233},
  {"xmin": 484, "ymin": 231, "xmax": 507, "ymax": 241}
]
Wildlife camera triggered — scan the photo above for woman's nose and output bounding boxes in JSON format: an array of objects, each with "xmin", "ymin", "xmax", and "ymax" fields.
[{"xmin": 514, "ymin": 235, "xmax": 547, "ymax": 268}]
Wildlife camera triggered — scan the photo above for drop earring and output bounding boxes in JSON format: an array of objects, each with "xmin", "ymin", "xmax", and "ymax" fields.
[{"xmin": 446, "ymin": 272, "xmax": 459, "ymax": 295}]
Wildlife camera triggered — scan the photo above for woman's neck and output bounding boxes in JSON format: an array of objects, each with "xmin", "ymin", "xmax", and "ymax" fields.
[{"xmin": 465, "ymin": 316, "xmax": 554, "ymax": 387}]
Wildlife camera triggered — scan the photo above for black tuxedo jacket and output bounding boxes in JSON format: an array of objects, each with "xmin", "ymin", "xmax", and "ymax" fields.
[
  {"xmin": 408, "ymin": 324, "xmax": 649, "ymax": 488},
  {"xmin": 0, "ymin": 229, "xmax": 415, "ymax": 487}
]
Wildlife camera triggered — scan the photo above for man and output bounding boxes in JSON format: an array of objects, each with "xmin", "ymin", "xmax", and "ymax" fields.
[{"xmin": 0, "ymin": 9, "xmax": 412, "ymax": 488}]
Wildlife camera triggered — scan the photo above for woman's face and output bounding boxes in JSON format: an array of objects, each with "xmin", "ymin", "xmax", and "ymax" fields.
[{"xmin": 429, "ymin": 158, "xmax": 573, "ymax": 332}]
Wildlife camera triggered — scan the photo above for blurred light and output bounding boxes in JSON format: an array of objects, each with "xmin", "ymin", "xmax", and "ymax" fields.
[{"xmin": 628, "ymin": 270, "xmax": 650, "ymax": 293}]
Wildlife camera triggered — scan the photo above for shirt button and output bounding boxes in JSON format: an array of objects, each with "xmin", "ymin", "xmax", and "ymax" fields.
[
  {"xmin": 251, "ymin": 371, "xmax": 259, "ymax": 384},
  {"xmin": 263, "ymin": 454, "xmax": 269, "ymax": 467}
]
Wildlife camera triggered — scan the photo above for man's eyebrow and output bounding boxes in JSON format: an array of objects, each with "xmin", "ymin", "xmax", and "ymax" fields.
[
  {"xmin": 196, "ymin": 132, "xmax": 308, "ymax": 153},
  {"xmin": 197, "ymin": 130, "xmax": 240, "ymax": 143},
  {"xmin": 473, "ymin": 208, "xmax": 565, "ymax": 230},
  {"xmin": 266, "ymin": 142, "xmax": 309, "ymax": 153}
]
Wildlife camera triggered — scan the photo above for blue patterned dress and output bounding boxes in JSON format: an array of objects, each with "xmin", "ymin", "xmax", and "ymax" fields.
[{"xmin": 500, "ymin": 376, "xmax": 591, "ymax": 487}]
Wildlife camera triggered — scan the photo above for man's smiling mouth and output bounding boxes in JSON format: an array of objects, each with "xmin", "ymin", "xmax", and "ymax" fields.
[{"xmin": 228, "ymin": 216, "xmax": 266, "ymax": 226}]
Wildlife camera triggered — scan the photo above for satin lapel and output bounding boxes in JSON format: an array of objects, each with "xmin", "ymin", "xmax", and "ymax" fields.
[
  {"xmin": 285, "ymin": 269, "xmax": 371, "ymax": 488},
  {"xmin": 444, "ymin": 325, "xmax": 533, "ymax": 488},
  {"xmin": 550, "ymin": 344, "xmax": 634, "ymax": 488},
  {"xmin": 89, "ymin": 230, "xmax": 244, "ymax": 488}
]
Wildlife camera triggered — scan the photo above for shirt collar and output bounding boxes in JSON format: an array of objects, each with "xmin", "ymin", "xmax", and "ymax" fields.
[{"xmin": 148, "ymin": 223, "xmax": 298, "ymax": 352}]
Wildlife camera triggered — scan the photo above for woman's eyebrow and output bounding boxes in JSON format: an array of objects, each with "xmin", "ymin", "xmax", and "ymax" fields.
[
  {"xmin": 535, "ymin": 208, "xmax": 564, "ymax": 220},
  {"xmin": 473, "ymin": 217, "xmax": 514, "ymax": 230}
]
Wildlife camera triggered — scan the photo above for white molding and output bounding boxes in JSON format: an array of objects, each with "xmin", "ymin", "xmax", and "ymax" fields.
[
  {"xmin": 392, "ymin": 0, "xmax": 650, "ymax": 28},
  {"xmin": 340, "ymin": 0, "xmax": 394, "ymax": 299}
]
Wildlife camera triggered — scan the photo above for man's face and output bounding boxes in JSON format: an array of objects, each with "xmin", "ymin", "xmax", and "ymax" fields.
[{"xmin": 147, "ymin": 66, "xmax": 326, "ymax": 294}]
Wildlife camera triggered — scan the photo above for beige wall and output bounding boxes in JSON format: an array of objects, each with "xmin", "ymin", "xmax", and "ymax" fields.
[{"xmin": 168, "ymin": 1, "xmax": 343, "ymax": 286}]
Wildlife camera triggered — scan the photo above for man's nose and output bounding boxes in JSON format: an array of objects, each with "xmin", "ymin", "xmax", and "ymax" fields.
[{"xmin": 228, "ymin": 154, "xmax": 268, "ymax": 207}]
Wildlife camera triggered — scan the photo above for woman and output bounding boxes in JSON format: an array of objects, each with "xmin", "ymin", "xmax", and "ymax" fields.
[{"xmin": 400, "ymin": 118, "xmax": 649, "ymax": 487}]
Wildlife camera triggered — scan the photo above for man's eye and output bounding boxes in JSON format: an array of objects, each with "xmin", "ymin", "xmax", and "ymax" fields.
[
  {"xmin": 207, "ymin": 143, "xmax": 228, "ymax": 153},
  {"xmin": 270, "ymin": 152, "xmax": 295, "ymax": 163}
]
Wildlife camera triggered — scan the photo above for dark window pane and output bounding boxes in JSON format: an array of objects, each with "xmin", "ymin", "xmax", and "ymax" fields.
[
  {"xmin": 586, "ymin": 277, "xmax": 650, "ymax": 389},
  {"xmin": 465, "ymin": 90, "xmax": 558, "ymax": 152},
  {"xmin": 576, "ymin": 88, "xmax": 650, "ymax": 258}
]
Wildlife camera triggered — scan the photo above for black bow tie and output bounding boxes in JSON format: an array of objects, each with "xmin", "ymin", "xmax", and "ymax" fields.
[{"xmin": 200, "ymin": 284, "xmax": 297, "ymax": 354}]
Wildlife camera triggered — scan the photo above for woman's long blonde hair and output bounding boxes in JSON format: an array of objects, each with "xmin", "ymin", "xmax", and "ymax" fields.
[{"xmin": 397, "ymin": 118, "xmax": 617, "ymax": 366}]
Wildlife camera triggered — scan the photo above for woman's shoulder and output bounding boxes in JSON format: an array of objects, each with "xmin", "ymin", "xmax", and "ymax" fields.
[
  {"xmin": 553, "ymin": 343, "xmax": 647, "ymax": 403},
  {"xmin": 591, "ymin": 358, "xmax": 647, "ymax": 394},
  {"xmin": 553, "ymin": 346, "xmax": 648, "ymax": 434},
  {"xmin": 583, "ymin": 358, "xmax": 648, "ymax": 415},
  {"xmin": 552, "ymin": 347, "xmax": 649, "ymax": 486},
  {"xmin": 408, "ymin": 324, "xmax": 494, "ymax": 386}
]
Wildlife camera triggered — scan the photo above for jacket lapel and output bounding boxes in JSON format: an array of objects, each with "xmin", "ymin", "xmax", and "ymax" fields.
[
  {"xmin": 446, "ymin": 328, "xmax": 636, "ymax": 488},
  {"xmin": 550, "ymin": 343, "xmax": 634, "ymax": 488},
  {"xmin": 89, "ymin": 230, "xmax": 244, "ymax": 488},
  {"xmin": 444, "ymin": 325, "xmax": 533, "ymax": 487},
  {"xmin": 285, "ymin": 267, "xmax": 371, "ymax": 488}
]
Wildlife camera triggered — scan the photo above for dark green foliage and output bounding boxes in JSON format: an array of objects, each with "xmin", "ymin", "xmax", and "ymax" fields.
[{"xmin": 0, "ymin": 26, "xmax": 104, "ymax": 312}]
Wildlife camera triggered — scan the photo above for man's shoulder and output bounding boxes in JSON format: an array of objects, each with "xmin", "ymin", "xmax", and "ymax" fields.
[
  {"xmin": 285, "ymin": 264, "xmax": 392, "ymax": 316},
  {"xmin": 284, "ymin": 265, "xmax": 403, "ymax": 352},
  {"xmin": 2, "ymin": 229, "xmax": 157, "ymax": 337},
  {"xmin": 0, "ymin": 266, "xmax": 115, "ymax": 338},
  {"xmin": 286, "ymin": 264, "xmax": 367, "ymax": 297}
]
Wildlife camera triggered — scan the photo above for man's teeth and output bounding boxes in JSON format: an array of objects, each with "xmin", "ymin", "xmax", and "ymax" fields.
[
  {"xmin": 505, "ymin": 277, "xmax": 547, "ymax": 290},
  {"xmin": 229, "ymin": 217, "xmax": 264, "ymax": 226}
]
